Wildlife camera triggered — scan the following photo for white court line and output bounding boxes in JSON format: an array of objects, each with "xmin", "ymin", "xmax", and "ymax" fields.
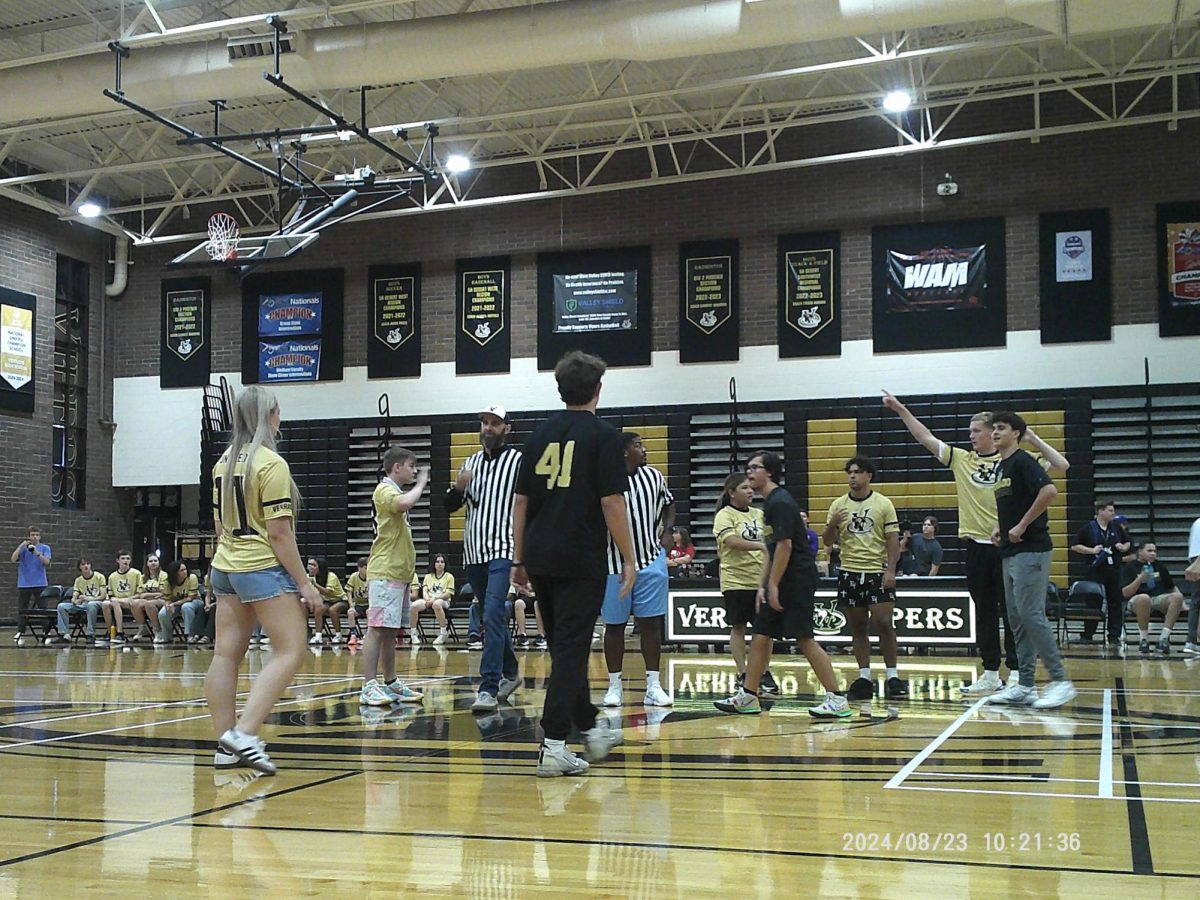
[
  {"xmin": 895, "ymin": 784, "xmax": 1200, "ymax": 804},
  {"xmin": 0, "ymin": 675, "xmax": 358, "ymax": 734},
  {"xmin": 884, "ymin": 697, "xmax": 988, "ymax": 790},
  {"xmin": 1099, "ymin": 688, "xmax": 1113, "ymax": 798},
  {"xmin": 920, "ymin": 771, "xmax": 1200, "ymax": 789}
]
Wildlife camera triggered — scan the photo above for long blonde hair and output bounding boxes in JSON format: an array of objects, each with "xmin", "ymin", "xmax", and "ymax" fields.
[{"xmin": 222, "ymin": 386, "xmax": 300, "ymax": 524}]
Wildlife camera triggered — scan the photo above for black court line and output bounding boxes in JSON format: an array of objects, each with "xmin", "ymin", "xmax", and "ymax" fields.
[
  {"xmin": 186, "ymin": 821, "xmax": 1200, "ymax": 881},
  {"xmin": 0, "ymin": 770, "xmax": 359, "ymax": 869},
  {"xmin": 1115, "ymin": 678, "xmax": 1154, "ymax": 876},
  {"xmin": 0, "ymin": 813, "xmax": 149, "ymax": 826}
]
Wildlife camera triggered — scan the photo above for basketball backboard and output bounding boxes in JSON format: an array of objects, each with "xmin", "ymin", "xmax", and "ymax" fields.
[{"xmin": 168, "ymin": 231, "xmax": 320, "ymax": 267}]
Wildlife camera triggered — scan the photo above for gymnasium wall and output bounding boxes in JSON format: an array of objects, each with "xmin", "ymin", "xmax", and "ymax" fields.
[{"xmin": 0, "ymin": 202, "xmax": 132, "ymax": 621}]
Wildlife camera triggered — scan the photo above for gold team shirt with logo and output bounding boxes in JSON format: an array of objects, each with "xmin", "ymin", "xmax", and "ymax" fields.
[
  {"xmin": 827, "ymin": 490, "xmax": 900, "ymax": 573},
  {"xmin": 937, "ymin": 442, "xmax": 1052, "ymax": 541},
  {"xmin": 73, "ymin": 572, "xmax": 107, "ymax": 601},
  {"xmin": 141, "ymin": 570, "xmax": 168, "ymax": 595},
  {"xmin": 321, "ymin": 572, "xmax": 345, "ymax": 600},
  {"xmin": 712, "ymin": 505, "xmax": 765, "ymax": 592},
  {"xmin": 164, "ymin": 573, "xmax": 199, "ymax": 602},
  {"xmin": 210, "ymin": 445, "xmax": 296, "ymax": 573},
  {"xmin": 346, "ymin": 571, "xmax": 369, "ymax": 605},
  {"xmin": 422, "ymin": 572, "xmax": 455, "ymax": 598},
  {"xmin": 108, "ymin": 568, "xmax": 142, "ymax": 600},
  {"xmin": 366, "ymin": 478, "xmax": 416, "ymax": 583}
]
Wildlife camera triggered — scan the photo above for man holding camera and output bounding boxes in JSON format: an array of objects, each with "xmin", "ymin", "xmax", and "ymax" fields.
[
  {"xmin": 11, "ymin": 526, "xmax": 52, "ymax": 640},
  {"xmin": 1070, "ymin": 500, "xmax": 1130, "ymax": 647}
]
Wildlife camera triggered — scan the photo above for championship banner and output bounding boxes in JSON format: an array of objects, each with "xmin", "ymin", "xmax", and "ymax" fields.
[
  {"xmin": 257, "ymin": 291, "xmax": 322, "ymax": 337},
  {"xmin": 160, "ymin": 276, "xmax": 211, "ymax": 388},
  {"xmin": 368, "ymin": 263, "xmax": 421, "ymax": 379},
  {"xmin": 1157, "ymin": 202, "xmax": 1200, "ymax": 337},
  {"xmin": 259, "ymin": 339, "xmax": 321, "ymax": 383},
  {"xmin": 241, "ymin": 269, "xmax": 343, "ymax": 384},
  {"xmin": 0, "ymin": 286, "xmax": 35, "ymax": 412},
  {"xmin": 456, "ymin": 255, "xmax": 510, "ymax": 374},
  {"xmin": 679, "ymin": 239, "xmax": 738, "ymax": 363},
  {"xmin": 778, "ymin": 232, "xmax": 841, "ymax": 358},
  {"xmin": 536, "ymin": 246, "xmax": 652, "ymax": 370},
  {"xmin": 872, "ymin": 218, "xmax": 1006, "ymax": 352},
  {"xmin": 1039, "ymin": 209, "xmax": 1111, "ymax": 344}
]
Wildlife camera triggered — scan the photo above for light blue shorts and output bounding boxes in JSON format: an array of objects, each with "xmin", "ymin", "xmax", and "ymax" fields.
[
  {"xmin": 209, "ymin": 566, "xmax": 298, "ymax": 604},
  {"xmin": 601, "ymin": 551, "xmax": 668, "ymax": 624}
]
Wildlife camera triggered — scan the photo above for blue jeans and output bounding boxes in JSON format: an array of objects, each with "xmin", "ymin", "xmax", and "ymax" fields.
[
  {"xmin": 56, "ymin": 600, "xmax": 104, "ymax": 637},
  {"xmin": 466, "ymin": 559, "xmax": 518, "ymax": 696},
  {"xmin": 468, "ymin": 600, "xmax": 482, "ymax": 638}
]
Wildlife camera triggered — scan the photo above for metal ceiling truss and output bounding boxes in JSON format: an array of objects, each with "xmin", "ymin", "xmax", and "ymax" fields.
[{"xmin": 2, "ymin": 17, "xmax": 1198, "ymax": 243}]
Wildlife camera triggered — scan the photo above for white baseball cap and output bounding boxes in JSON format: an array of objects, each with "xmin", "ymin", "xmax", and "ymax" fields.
[{"xmin": 479, "ymin": 404, "xmax": 510, "ymax": 422}]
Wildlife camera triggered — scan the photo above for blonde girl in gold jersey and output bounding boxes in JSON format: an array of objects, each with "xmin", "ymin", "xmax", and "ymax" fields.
[{"xmin": 204, "ymin": 386, "xmax": 322, "ymax": 775}]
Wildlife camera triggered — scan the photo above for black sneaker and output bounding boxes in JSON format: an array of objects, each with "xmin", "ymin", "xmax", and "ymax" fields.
[
  {"xmin": 466, "ymin": 637, "xmax": 483, "ymax": 651},
  {"xmin": 48, "ymin": 635, "xmax": 70, "ymax": 647},
  {"xmin": 760, "ymin": 670, "xmax": 780, "ymax": 697},
  {"xmin": 513, "ymin": 635, "xmax": 528, "ymax": 649},
  {"xmin": 885, "ymin": 677, "xmax": 908, "ymax": 699},
  {"xmin": 846, "ymin": 677, "xmax": 874, "ymax": 701},
  {"xmin": 534, "ymin": 635, "xmax": 548, "ymax": 650},
  {"xmin": 1157, "ymin": 637, "xmax": 1170, "ymax": 656},
  {"xmin": 1138, "ymin": 638, "xmax": 1150, "ymax": 654}
]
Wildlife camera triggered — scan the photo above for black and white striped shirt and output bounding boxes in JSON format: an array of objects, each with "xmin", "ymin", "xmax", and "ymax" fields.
[
  {"xmin": 607, "ymin": 465, "xmax": 674, "ymax": 573},
  {"xmin": 459, "ymin": 446, "xmax": 522, "ymax": 565}
]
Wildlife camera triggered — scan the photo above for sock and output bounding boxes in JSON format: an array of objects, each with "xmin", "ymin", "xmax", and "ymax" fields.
[
  {"xmin": 543, "ymin": 738, "xmax": 566, "ymax": 752},
  {"xmin": 646, "ymin": 671, "xmax": 660, "ymax": 688},
  {"xmin": 886, "ymin": 667, "xmax": 898, "ymax": 680},
  {"xmin": 608, "ymin": 672, "xmax": 622, "ymax": 687},
  {"xmin": 826, "ymin": 690, "xmax": 842, "ymax": 703},
  {"xmin": 1139, "ymin": 629, "xmax": 1150, "ymax": 640},
  {"xmin": 859, "ymin": 667, "xmax": 871, "ymax": 680},
  {"xmin": 1161, "ymin": 623, "xmax": 1174, "ymax": 635},
  {"xmin": 984, "ymin": 669, "xmax": 999, "ymax": 676}
]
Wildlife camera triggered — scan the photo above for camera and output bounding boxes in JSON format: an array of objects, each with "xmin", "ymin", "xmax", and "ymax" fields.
[{"xmin": 936, "ymin": 173, "xmax": 958, "ymax": 196}]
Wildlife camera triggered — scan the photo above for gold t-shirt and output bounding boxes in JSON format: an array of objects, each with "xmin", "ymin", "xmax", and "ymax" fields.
[
  {"xmin": 73, "ymin": 573, "xmax": 107, "ymax": 601},
  {"xmin": 366, "ymin": 478, "xmax": 415, "ymax": 583},
  {"xmin": 826, "ymin": 490, "xmax": 900, "ymax": 573},
  {"xmin": 712, "ymin": 505, "xmax": 765, "ymax": 592},
  {"xmin": 210, "ymin": 445, "xmax": 296, "ymax": 573},
  {"xmin": 108, "ymin": 568, "xmax": 142, "ymax": 599}
]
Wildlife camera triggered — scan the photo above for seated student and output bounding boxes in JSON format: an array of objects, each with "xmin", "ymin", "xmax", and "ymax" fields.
[
  {"xmin": 344, "ymin": 557, "xmax": 369, "ymax": 641},
  {"xmin": 106, "ymin": 550, "xmax": 143, "ymax": 644},
  {"xmin": 412, "ymin": 554, "xmax": 454, "ymax": 645},
  {"xmin": 156, "ymin": 559, "xmax": 199, "ymax": 644},
  {"xmin": 185, "ymin": 571, "xmax": 216, "ymax": 645},
  {"xmin": 908, "ymin": 516, "xmax": 944, "ymax": 576},
  {"xmin": 508, "ymin": 583, "xmax": 533, "ymax": 648},
  {"xmin": 307, "ymin": 557, "xmax": 347, "ymax": 644},
  {"xmin": 666, "ymin": 527, "xmax": 696, "ymax": 570},
  {"xmin": 530, "ymin": 597, "xmax": 547, "ymax": 650},
  {"xmin": 1121, "ymin": 541, "xmax": 1185, "ymax": 655},
  {"xmin": 53, "ymin": 557, "xmax": 112, "ymax": 646},
  {"xmin": 129, "ymin": 553, "xmax": 166, "ymax": 641}
]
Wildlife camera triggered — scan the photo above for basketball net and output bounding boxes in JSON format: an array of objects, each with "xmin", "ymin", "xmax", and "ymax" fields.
[{"xmin": 206, "ymin": 213, "xmax": 240, "ymax": 261}]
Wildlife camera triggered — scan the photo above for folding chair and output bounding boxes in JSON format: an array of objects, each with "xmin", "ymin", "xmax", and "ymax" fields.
[
  {"xmin": 19, "ymin": 586, "xmax": 63, "ymax": 645},
  {"xmin": 1056, "ymin": 580, "xmax": 1107, "ymax": 646}
]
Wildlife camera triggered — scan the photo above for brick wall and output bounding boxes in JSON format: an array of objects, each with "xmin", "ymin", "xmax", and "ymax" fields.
[
  {"xmin": 113, "ymin": 122, "xmax": 1200, "ymax": 374},
  {"xmin": 0, "ymin": 202, "xmax": 132, "ymax": 622}
]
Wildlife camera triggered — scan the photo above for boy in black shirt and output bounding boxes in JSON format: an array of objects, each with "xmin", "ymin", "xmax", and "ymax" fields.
[
  {"xmin": 512, "ymin": 350, "xmax": 637, "ymax": 777},
  {"xmin": 986, "ymin": 412, "xmax": 1076, "ymax": 710},
  {"xmin": 714, "ymin": 451, "xmax": 849, "ymax": 718}
]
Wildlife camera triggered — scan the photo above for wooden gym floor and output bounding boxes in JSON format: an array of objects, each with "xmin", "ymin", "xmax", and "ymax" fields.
[{"xmin": 0, "ymin": 643, "xmax": 1197, "ymax": 896}]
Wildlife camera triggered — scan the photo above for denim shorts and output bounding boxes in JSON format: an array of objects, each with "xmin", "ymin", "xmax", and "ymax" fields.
[{"xmin": 209, "ymin": 565, "xmax": 298, "ymax": 603}]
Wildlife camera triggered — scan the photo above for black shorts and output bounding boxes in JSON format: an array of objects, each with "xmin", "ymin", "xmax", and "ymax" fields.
[
  {"xmin": 724, "ymin": 589, "xmax": 758, "ymax": 627},
  {"xmin": 837, "ymin": 570, "xmax": 896, "ymax": 608},
  {"xmin": 752, "ymin": 579, "xmax": 816, "ymax": 640}
]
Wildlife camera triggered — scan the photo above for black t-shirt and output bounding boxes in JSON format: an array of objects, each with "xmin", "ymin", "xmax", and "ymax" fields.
[
  {"xmin": 1072, "ymin": 519, "xmax": 1127, "ymax": 569},
  {"xmin": 515, "ymin": 410, "xmax": 628, "ymax": 580},
  {"xmin": 994, "ymin": 449, "xmax": 1054, "ymax": 557},
  {"xmin": 1120, "ymin": 560, "xmax": 1175, "ymax": 597},
  {"xmin": 762, "ymin": 486, "xmax": 818, "ymax": 585}
]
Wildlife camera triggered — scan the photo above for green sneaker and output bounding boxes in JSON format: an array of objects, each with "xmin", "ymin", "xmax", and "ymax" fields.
[{"xmin": 714, "ymin": 689, "xmax": 761, "ymax": 715}]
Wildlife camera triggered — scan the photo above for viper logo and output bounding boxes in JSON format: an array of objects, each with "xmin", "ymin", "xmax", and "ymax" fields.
[
  {"xmin": 117, "ymin": 579, "xmax": 130, "ymax": 593},
  {"xmin": 848, "ymin": 509, "xmax": 875, "ymax": 534},
  {"xmin": 740, "ymin": 521, "xmax": 761, "ymax": 541},
  {"xmin": 970, "ymin": 459, "xmax": 1000, "ymax": 486},
  {"xmin": 474, "ymin": 321, "xmax": 491, "ymax": 339}
]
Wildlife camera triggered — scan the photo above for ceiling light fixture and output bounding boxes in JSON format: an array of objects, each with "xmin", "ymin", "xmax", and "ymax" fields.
[
  {"xmin": 78, "ymin": 201, "xmax": 103, "ymax": 218},
  {"xmin": 883, "ymin": 90, "xmax": 912, "ymax": 113},
  {"xmin": 445, "ymin": 154, "xmax": 471, "ymax": 174}
]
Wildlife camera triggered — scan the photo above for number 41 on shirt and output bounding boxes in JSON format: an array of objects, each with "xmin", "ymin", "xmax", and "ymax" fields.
[{"xmin": 534, "ymin": 441, "xmax": 575, "ymax": 489}]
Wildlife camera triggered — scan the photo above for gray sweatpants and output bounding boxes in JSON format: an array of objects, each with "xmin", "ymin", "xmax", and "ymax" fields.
[{"xmin": 1001, "ymin": 551, "xmax": 1066, "ymax": 687}]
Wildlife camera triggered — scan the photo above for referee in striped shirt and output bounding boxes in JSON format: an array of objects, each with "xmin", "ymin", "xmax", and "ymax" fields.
[
  {"xmin": 601, "ymin": 432, "xmax": 676, "ymax": 708},
  {"xmin": 445, "ymin": 404, "xmax": 523, "ymax": 712}
]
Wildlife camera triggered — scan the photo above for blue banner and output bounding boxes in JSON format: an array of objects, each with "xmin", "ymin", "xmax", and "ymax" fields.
[
  {"xmin": 259, "ymin": 339, "xmax": 321, "ymax": 383},
  {"xmin": 258, "ymin": 291, "xmax": 323, "ymax": 337}
]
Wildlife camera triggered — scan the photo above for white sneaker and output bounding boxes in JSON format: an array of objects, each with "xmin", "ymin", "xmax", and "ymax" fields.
[
  {"xmin": 359, "ymin": 679, "xmax": 393, "ymax": 706},
  {"xmin": 583, "ymin": 718, "xmax": 624, "ymax": 762},
  {"xmin": 330, "ymin": 633, "xmax": 343, "ymax": 645},
  {"xmin": 259, "ymin": 636, "xmax": 270, "ymax": 646},
  {"xmin": 1183, "ymin": 642, "xmax": 1199, "ymax": 655},
  {"xmin": 1007, "ymin": 670, "xmax": 1020, "ymax": 688},
  {"xmin": 217, "ymin": 728, "xmax": 276, "ymax": 775},
  {"xmin": 808, "ymin": 694, "xmax": 852, "ymax": 719},
  {"xmin": 959, "ymin": 671, "xmax": 1003, "ymax": 696},
  {"xmin": 986, "ymin": 683, "xmax": 1038, "ymax": 706},
  {"xmin": 643, "ymin": 683, "xmax": 673, "ymax": 707},
  {"xmin": 308, "ymin": 633, "xmax": 323, "ymax": 645},
  {"xmin": 1031, "ymin": 680, "xmax": 1077, "ymax": 709},
  {"xmin": 385, "ymin": 679, "xmax": 423, "ymax": 703},
  {"xmin": 472, "ymin": 691, "xmax": 498, "ymax": 712},
  {"xmin": 432, "ymin": 629, "xmax": 448, "ymax": 646},
  {"xmin": 537, "ymin": 744, "xmax": 590, "ymax": 777},
  {"xmin": 498, "ymin": 676, "xmax": 520, "ymax": 701},
  {"xmin": 412, "ymin": 633, "xmax": 423, "ymax": 646},
  {"xmin": 213, "ymin": 748, "xmax": 241, "ymax": 769},
  {"xmin": 602, "ymin": 683, "xmax": 623, "ymax": 707}
]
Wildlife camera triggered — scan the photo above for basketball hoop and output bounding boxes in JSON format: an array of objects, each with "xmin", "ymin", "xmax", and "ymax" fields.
[{"xmin": 206, "ymin": 213, "xmax": 240, "ymax": 261}]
